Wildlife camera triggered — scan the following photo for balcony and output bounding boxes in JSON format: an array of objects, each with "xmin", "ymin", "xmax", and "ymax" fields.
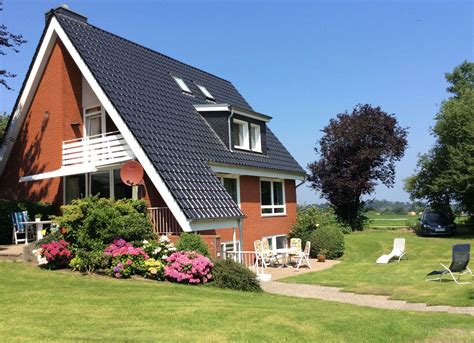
[
  {"xmin": 148, "ymin": 207, "xmax": 182, "ymax": 235},
  {"xmin": 62, "ymin": 131, "xmax": 134, "ymax": 168}
]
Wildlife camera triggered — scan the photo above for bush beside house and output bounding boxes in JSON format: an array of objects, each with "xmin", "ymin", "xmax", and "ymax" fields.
[
  {"xmin": 212, "ymin": 259, "xmax": 261, "ymax": 292},
  {"xmin": 290, "ymin": 205, "xmax": 346, "ymax": 258},
  {"xmin": 175, "ymin": 232, "xmax": 210, "ymax": 256}
]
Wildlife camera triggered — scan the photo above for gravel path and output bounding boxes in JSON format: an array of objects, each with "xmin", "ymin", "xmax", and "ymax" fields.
[{"xmin": 262, "ymin": 281, "xmax": 474, "ymax": 316}]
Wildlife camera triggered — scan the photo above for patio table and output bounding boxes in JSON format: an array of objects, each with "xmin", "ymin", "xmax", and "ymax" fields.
[
  {"xmin": 19, "ymin": 220, "xmax": 52, "ymax": 244},
  {"xmin": 275, "ymin": 248, "xmax": 299, "ymax": 268}
]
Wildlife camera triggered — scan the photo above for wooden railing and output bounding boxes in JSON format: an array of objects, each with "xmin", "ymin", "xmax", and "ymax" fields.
[
  {"xmin": 62, "ymin": 131, "xmax": 134, "ymax": 168},
  {"xmin": 147, "ymin": 207, "xmax": 181, "ymax": 235}
]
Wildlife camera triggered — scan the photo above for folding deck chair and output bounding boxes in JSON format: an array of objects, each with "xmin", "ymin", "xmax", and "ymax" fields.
[
  {"xmin": 426, "ymin": 244, "xmax": 473, "ymax": 285},
  {"xmin": 376, "ymin": 238, "xmax": 407, "ymax": 264},
  {"xmin": 11, "ymin": 211, "xmax": 33, "ymax": 244}
]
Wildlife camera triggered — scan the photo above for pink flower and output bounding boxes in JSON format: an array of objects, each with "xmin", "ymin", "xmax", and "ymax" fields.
[{"xmin": 126, "ymin": 259, "xmax": 133, "ymax": 265}]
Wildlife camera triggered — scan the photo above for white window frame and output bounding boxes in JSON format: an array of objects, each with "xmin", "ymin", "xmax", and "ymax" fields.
[
  {"xmin": 83, "ymin": 105, "xmax": 105, "ymax": 138},
  {"xmin": 196, "ymin": 84, "xmax": 214, "ymax": 101},
  {"xmin": 172, "ymin": 75, "xmax": 192, "ymax": 94},
  {"xmin": 217, "ymin": 174, "xmax": 240, "ymax": 208},
  {"xmin": 263, "ymin": 235, "xmax": 288, "ymax": 252},
  {"xmin": 233, "ymin": 119, "xmax": 249, "ymax": 150},
  {"xmin": 260, "ymin": 178, "xmax": 286, "ymax": 217},
  {"xmin": 250, "ymin": 123, "xmax": 262, "ymax": 152}
]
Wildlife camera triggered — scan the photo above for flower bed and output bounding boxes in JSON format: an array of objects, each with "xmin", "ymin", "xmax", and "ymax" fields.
[
  {"xmin": 36, "ymin": 240, "xmax": 72, "ymax": 269},
  {"xmin": 105, "ymin": 238, "xmax": 149, "ymax": 278},
  {"xmin": 165, "ymin": 251, "xmax": 213, "ymax": 284}
]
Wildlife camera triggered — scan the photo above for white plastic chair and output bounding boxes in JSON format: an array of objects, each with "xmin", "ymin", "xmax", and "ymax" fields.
[
  {"xmin": 296, "ymin": 241, "xmax": 312, "ymax": 270},
  {"xmin": 376, "ymin": 238, "xmax": 407, "ymax": 264}
]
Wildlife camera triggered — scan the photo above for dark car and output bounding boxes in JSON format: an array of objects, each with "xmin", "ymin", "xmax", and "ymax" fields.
[{"xmin": 417, "ymin": 211, "xmax": 456, "ymax": 236}]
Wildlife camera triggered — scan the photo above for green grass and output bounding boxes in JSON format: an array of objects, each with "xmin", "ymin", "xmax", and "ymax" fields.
[
  {"xmin": 283, "ymin": 231, "xmax": 474, "ymax": 307},
  {"xmin": 0, "ymin": 262, "xmax": 473, "ymax": 342}
]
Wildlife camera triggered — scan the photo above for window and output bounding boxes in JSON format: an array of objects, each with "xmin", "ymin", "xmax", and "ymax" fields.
[
  {"xmin": 90, "ymin": 172, "xmax": 111, "ymax": 198},
  {"xmin": 232, "ymin": 119, "xmax": 249, "ymax": 150},
  {"xmin": 64, "ymin": 167, "xmax": 136, "ymax": 204},
  {"xmin": 172, "ymin": 76, "xmax": 192, "ymax": 94},
  {"xmin": 113, "ymin": 169, "xmax": 133, "ymax": 200},
  {"xmin": 84, "ymin": 106, "xmax": 104, "ymax": 137},
  {"xmin": 65, "ymin": 175, "xmax": 86, "ymax": 204},
  {"xmin": 196, "ymin": 84, "xmax": 214, "ymax": 100},
  {"xmin": 218, "ymin": 175, "xmax": 239, "ymax": 205},
  {"xmin": 250, "ymin": 124, "xmax": 261, "ymax": 152},
  {"xmin": 260, "ymin": 179, "xmax": 286, "ymax": 215},
  {"xmin": 264, "ymin": 235, "xmax": 287, "ymax": 251}
]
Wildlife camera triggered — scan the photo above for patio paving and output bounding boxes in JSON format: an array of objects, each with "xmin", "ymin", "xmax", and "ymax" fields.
[
  {"xmin": 0, "ymin": 245, "xmax": 24, "ymax": 262},
  {"xmin": 265, "ymin": 259, "xmax": 340, "ymax": 280}
]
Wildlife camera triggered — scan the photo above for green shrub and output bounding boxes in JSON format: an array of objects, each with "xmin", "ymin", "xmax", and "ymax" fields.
[
  {"xmin": 308, "ymin": 226, "xmax": 344, "ymax": 259},
  {"xmin": 53, "ymin": 196, "xmax": 153, "ymax": 251},
  {"xmin": 289, "ymin": 205, "xmax": 349, "ymax": 256},
  {"xmin": 70, "ymin": 249, "xmax": 109, "ymax": 274},
  {"xmin": 0, "ymin": 199, "xmax": 56, "ymax": 244},
  {"xmin": 212, "ymin": 259, "xmax": 261, "ymax": 292},
  {"xmin": 175, "ymin": 233, "xmax": 209, "ymax": 256}
]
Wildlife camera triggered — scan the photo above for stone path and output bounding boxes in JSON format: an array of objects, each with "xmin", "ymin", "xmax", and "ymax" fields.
[{"xmin": 261, "ymin": 281, "xmax": 474, "ymax": 316}]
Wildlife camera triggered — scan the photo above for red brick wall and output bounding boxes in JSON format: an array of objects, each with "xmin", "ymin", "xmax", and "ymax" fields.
[
  {"xmin": 0, "ymin": 39, "xmax": 82, "ymax": 206},
  {"xmin": 200, "ymin": 177, "xmax": 297, "ymax": 251}
]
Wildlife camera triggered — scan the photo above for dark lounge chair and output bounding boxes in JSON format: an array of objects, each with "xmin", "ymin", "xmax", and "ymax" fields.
[{"xmin": 426, "ymin": 244, "xmax": 473, "ymax": 285}]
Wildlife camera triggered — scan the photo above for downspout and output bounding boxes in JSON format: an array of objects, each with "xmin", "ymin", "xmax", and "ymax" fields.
[
  {"xmin": 238, "ymin": 217, "xmax": 243, "ymax": 262},
  {"xmin": 228, "ymin": 107, "xmax": 234, "ymax": 152}
]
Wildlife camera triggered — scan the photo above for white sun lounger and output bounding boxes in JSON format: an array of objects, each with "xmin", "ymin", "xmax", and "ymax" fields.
[{"xmin": 376, "ymin": 238, "xmax": 407, "ymax": 264}]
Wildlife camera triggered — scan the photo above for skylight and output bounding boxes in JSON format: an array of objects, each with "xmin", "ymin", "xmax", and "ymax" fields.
[
  {"xmin": 173, "ymin": 76, "xmax": 192, "ymax": 94},
  {"xmin": 196, "ymin": 84, "xmax": 214, "ymax": 100}
]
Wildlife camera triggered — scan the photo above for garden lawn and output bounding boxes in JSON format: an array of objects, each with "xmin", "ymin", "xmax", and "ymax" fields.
[
  {"xmin": 0, "ymin": 263, "xmax": 473, "ymax": 342},
  {"xmin": 283, "ymin": 231, "xmax": 474, "ymax": 307}
]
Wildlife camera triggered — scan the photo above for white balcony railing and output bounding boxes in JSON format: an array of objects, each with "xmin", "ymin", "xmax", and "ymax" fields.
[
  {"xmin": 148, "ymin": 207, "xmax": 182, "ymax": 235},
  {"xmin": 62, "ymin": 131, "xmax": 134, "ymax": 168}
]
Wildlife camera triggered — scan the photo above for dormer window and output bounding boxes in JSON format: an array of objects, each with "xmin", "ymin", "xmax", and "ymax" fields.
[
  {"xmin": 172, "ymin": 76, "xmax": 192, "ymax": 94},
  {"xmin": 233, "ymin": 119, "xmax": 249, "ymax": 150},
  {"xmin": 250, "ymin": 124, "xmax": 261, "ymax": 152},
  {"xmin": 196, "ymin": 84, "xmax": 214, "ymax": 101}
]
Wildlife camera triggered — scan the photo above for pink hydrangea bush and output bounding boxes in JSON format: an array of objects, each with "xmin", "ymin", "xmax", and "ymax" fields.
[
  {"xmin": 104, "ymin": 238, "xmax": 149, "ymax": 278},
  {"xmin": 39, "ymin": 240, "xmax": 72, "ymax": 269},
  {"xmin": 165, "ymin": 251, "xmax": 213, "ymax": 284}
]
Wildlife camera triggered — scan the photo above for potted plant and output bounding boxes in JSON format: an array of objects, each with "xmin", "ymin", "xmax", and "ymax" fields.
[
  {"xmin": 35, "ymin": 213, "xmax": 42, "ymax": 221},
  {"xmin": 317, "ymin": 249, "xmax": 329, "ymax": 262}
]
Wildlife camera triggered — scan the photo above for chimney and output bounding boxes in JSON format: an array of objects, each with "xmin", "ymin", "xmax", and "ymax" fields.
[{"xmin": 45, "ymin": 4, "xmax": 88, "ymax": 25}]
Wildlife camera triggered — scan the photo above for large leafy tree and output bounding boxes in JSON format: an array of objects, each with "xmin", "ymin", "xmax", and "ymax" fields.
[
  {"xmin": 308, "ymin": 104, "xmax": 408, "ymax": 230},
  {"xmin": 1, "ymin": 0, "xmax": 27, "ymax": 90},
  {"xmin": 405, "ymin": 61, "xmax": 474, "ymax": 214},
  {"xmin": 0, "ymin": 112, "xmax": 8, "ymax": 140}
]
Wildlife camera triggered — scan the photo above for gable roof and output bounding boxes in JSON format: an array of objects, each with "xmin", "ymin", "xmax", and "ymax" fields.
[{"xmin": 5, "ymin": 9, "xmax": 305, "ymax": 221}]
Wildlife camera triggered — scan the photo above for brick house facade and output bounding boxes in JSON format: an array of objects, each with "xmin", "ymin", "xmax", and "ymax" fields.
[{"xmin": 0, "ymin": 7, "xmax": 305, "ymax": 256}]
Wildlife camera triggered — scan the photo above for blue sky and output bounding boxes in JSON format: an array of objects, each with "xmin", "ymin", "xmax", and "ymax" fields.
[{"xmin": 1, "ymin": 0, "xmax": 473, "ymax": 204}]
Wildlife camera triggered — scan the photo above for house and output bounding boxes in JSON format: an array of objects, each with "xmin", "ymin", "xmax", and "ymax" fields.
[{"xmin": 0, "ymin": 6, "xmax": 305, "ymax": 256}]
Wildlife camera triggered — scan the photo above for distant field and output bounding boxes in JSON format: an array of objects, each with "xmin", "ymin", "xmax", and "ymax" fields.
[{"xmin": 365, "ymin": 211, "xmax": 417, "ymax": 228}]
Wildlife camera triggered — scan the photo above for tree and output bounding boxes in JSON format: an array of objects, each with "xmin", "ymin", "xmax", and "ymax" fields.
[
  {"xmin": 0, "ymin": 112, "xmax": 8, "ymax": 140},
  {"xmin": 308, "ymin": 104, "xmax": 408, "ymax": 230},
  {"xmin": 405, "ymin": 62, "xmax": 474, "ymax": 214},
  {"xmin": 0, "ymin": 0, "xmax": 27, "ymax": 90}
]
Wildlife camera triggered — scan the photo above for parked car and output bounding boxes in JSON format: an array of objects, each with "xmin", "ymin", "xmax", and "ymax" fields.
[{"xmin": 417, "ymin": 210, "xmax": 456, "ymax": 236}]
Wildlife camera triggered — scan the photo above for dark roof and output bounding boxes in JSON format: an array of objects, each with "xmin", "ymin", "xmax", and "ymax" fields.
[{"xmin": 55, "ymin": 12, "xmax": 305, "ymax": 220}]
